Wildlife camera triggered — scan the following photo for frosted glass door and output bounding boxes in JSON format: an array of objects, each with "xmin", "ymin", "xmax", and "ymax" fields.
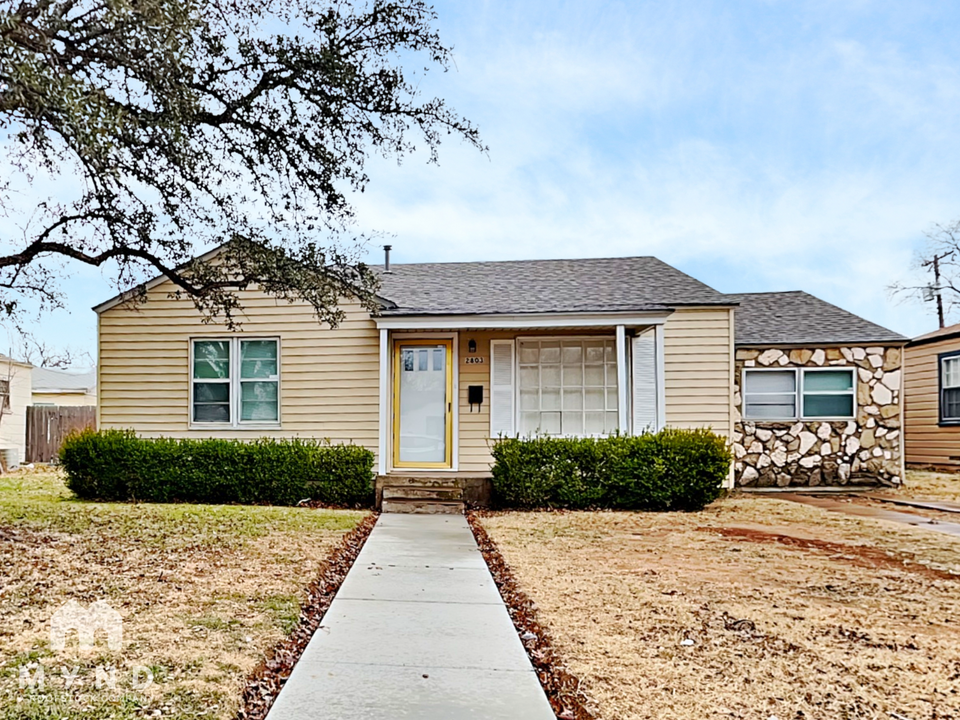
[{"xmin": 397, "ymin": 344, "xmax": 449, "ymax": 465}]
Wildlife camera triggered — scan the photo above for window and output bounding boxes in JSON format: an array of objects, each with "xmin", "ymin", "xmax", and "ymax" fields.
[
  {"xmin": 802, "ymin": 370, "xmax": 854, "ymax": 418},
  {"xmin": 743, "ymin": 367, "xmax": 855, "ymax": 420},
  {"xmin": 743, "ymin": 370, "xmax": 796, "ymax": 419},
  {"xmin": 0, "ymin": 379, "xmax": 9, "ymax": 412},
  {"xmin": 518, "ymin": 338, "xmax": 618, "ymax": 436},
  {"xmin": 941, "ymin": 354, "xmax": 960, "ymax": 423},
  {"xmin": 191, "ymin": 338, "xmax": 279, "ymax": 425}
]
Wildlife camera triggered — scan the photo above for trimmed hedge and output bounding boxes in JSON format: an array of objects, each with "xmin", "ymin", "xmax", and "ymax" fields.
[
  {"xmin": 60, "ymin": 429, "xmax": 375, "ymax": 507},
  {"xmin": 490, "ymin": 428, "xmax": 731, "ymax": 511}
]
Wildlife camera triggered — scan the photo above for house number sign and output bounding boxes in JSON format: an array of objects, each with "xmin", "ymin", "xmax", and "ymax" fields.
[{"xmin": 464, "ymin": 356, "xmax": 485, "ymax": 365}]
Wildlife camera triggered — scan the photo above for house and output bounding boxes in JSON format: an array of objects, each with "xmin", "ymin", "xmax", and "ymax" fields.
[
  {"xmin": 32, "ymin": 367, "xmax": 97, "ymax": 407},
  {"xmin": 0, "ymin": 355, "xmax": 33, "ymax": 466},
  {"xmin": 93, "ymin": 251, "xmax": 907, "ymax": 502},
  {"xmin": 903, "ymin": 323, "xmax": 960, "ymax": 470}
]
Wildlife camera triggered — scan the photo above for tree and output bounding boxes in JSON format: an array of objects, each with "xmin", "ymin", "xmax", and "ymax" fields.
[
  {"xmin": 0, "ymin": 0, "xmax": 482, "ymax": 328},
  {"xmin": 890, "ymin": 220, "xmax": 960, "ymax": 329}
]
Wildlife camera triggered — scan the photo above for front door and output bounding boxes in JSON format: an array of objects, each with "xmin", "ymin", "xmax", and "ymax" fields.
[{"xmin": 393, "ymin": 339, "xmax": 453, "ymax": 468}]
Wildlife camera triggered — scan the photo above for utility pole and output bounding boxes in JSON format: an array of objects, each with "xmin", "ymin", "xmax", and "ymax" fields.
[{"xmin": 922, "ymin": 252, "xmax": 952, "ymax": 328}]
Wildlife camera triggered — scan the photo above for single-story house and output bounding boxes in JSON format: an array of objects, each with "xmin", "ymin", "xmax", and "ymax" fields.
[
  {"xmin": 32, "ymin": 367, "xmax": 97, "ymax": 407},
  {"xmin": 903, "ymin": 322, "xmax": 960, "ymax": 470},
  {"xmin": 0, "ymin": 355, "xmax": 33, "ymax": 466},
  {"xmin": 93, "ymin": 251, "xmax": 907, "ymax": 503}
]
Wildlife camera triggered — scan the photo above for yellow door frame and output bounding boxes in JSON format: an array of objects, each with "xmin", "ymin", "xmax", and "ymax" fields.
[{"xmin": 392, "ymin": 338, "xmax": 454, "ymax": 469}]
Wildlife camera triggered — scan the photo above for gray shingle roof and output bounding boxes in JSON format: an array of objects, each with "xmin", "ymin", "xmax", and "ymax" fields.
[
  {"xmin": 726, "ymin": 291, "xmax": 906, "ymax": 346},
  {"xmin": 376, "ymin": 257, "xmax": 732, "ymax": 315},
  {"xmin": 32, "ymin": 367, "xmax": 97, "ymax": 393}
]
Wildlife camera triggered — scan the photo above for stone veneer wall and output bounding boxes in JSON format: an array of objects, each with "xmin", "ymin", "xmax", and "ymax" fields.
[{"xmin": 733, "ymin": 346, "xmax": 902, "ymax": 487}]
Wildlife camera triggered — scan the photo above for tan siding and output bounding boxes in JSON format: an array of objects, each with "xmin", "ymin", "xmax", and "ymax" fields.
[
  {"xmin": 98, "ymin": 282, "xmax": 381, "ymax": 456},
  {"xmin": 31, "ymin": 391, "xmax": 96, "ymax": 406},
  {"xmin": 904, "ymin": 338, "xmax": 960, "ymax": 467},
  {"xmin": 0, "ymin": 363, "xmax": 32, "ymax": 460},
  {"xmin": 663, "ymin": 308, "xmax": 733, "ymax": 434}
]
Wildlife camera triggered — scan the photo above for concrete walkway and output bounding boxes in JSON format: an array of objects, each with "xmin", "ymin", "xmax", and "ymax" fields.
[{"xmin": 266, "ymin": 514, "xmax": 555, "ymax": 720}]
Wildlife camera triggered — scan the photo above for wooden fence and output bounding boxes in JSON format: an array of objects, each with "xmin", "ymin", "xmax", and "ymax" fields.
[{"xmin": 25, "ymin": 406, "xmax": 97, "ymax": 464}]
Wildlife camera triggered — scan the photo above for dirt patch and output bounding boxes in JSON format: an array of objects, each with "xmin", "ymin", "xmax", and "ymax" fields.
[
  {"xmin": 481, "ymin": 492, "xmax": 960, "ymax": 720},
  {"xmin": 236, "ymin": 513, "xmax": 378, "ymax": 720},
  {"xmin": 467, "ymin": 511, "xmax": 597, "ymax": 720},
  {"xmin": 709, "ymin": 525, "xmax": 960, "ymax": 582}
]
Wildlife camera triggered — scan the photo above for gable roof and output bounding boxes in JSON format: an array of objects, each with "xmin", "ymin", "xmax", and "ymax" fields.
[
  {"xmin": 32, "ymin": 367, "xmax": 97, "ymax": 394},
  {"xmin": 727, "ymin": 291, "xmax": 906, "ymax": 346},
  {"xmin": 906, "ymin": 321, "xmax": 960, "ymax": 348},
  {"xmin": 376, "ymin": 257, "xmax": 734, "ymax": 316}
]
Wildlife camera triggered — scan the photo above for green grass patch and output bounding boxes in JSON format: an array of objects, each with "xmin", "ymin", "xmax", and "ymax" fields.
[{"xmin": 0, "ymin": 471, "xmax": 365, "ymax": 549}]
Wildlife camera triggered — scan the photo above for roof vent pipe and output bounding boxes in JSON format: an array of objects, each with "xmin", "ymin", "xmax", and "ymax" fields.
[{"xmin": 383, "ymin": 244, "xmax": 393, "ymax": 274}]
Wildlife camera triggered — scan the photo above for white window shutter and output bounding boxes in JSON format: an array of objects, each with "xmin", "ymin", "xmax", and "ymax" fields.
[
  {"xmin": 632, "ymin": 329, "xmax": 658, "ymax": 433},
  {"xmin": 490, "ymin": 340, "xmax": 515, "ymax": 438}
]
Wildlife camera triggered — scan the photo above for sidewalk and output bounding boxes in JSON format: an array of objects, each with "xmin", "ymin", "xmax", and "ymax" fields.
[{"xmin": 266, "ymin": 514, "xmax": 556, "ymax": 720}]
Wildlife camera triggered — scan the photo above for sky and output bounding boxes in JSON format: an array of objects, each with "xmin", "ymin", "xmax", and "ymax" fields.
[{"xmin": 8, "ymin": 0, "xmax": 960, "ymax": 362}]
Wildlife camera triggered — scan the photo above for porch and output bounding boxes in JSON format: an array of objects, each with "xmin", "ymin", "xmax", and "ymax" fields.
[{"xmin": 374, "ymin": 312, "xmax": 671, "ymax": 510}]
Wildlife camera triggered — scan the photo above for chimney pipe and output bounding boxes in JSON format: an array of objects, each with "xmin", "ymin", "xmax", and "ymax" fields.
[{"xmin": 383, "ymin": 244, "xmax": 393, "ymax": 273}]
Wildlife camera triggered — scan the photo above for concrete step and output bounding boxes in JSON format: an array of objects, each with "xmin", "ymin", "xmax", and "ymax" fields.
[
  {"xmin": 381, "ymin": 498, "xmax": 464, "ymax": 515},
  {"xmin": 378, "ymin": 475, "xmax": 463, "ymax": 489},
  {"xmin": 382, "ymin": 486, "xmax": 463, "ymax": 502}
]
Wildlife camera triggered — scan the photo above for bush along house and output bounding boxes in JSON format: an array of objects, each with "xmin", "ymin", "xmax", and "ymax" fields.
[
  {"xmin": 728, "ymin": 292, "xmax": 906, "ymax": 487},
  {"xmin": 93, "ymin": 248, "xmax": 907, "ymax": 509}
]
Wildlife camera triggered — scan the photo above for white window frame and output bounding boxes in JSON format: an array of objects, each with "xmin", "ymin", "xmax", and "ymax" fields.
[
  {"xmin": 741, "ymin": 366, "xmax": 857, "ymax": 421},
  {"xmin": 939, "ymin": 353, "xmax": 960, "ymax": 424},
  {"xmin": 741, "ymin": 368, "xmax": 798, "ymax": 421},
  {"xmin": 189, "ymin": 337, "xmax": 281, "ymax": 429},
  {"xmin": 515, "ymin": 335, "xmax": 620, "ymax": 438}
]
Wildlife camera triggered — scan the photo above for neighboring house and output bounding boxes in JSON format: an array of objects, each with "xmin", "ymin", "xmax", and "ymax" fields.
[
  {"xmin": 93, "ymin": 252, "xmax": 907, "ymax": 492},
  {"xmin": 32, "ymin": 367, "xmax": 97, "ymax": 406},
  {"xmin": 0, "ymin": 355, "xmax": 33, "ymax": 465},
  {"xmin": 903, "ymin": 323, "xmax": 960, "ymax": 470}
]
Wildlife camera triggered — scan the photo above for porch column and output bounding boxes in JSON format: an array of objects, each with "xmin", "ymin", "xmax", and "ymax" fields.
[
  {"xmin": 377, "ymin": 328, "xmax": 389, "ymax": 475},
  {"xmin": 616, "ymin": 324, "xmax": 629, "ymax": 433}
]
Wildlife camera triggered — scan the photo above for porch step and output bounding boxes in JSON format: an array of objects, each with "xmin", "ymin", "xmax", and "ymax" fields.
[
  {"xmin": 383, "ymin": 486, "xmax": 463, "ymax": 502},
  {"xmin": 380, "ymin": 476, "xmax": 464, "ymax": 489},
  {"xmin": 381, "ymin": 498, "xmax": 464, "ymax": 514}
]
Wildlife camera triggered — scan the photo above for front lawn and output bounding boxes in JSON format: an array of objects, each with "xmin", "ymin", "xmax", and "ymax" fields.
[
  {"xmin": 480, "ymin": 473, "xmax": 960, "ymax": 720},
  {"xmin": 0, "ymin": 469, "xmax": 368, "ymax": 719}
]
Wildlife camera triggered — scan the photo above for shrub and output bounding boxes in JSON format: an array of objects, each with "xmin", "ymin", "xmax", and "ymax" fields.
[
  {"xmin": 490, "ymin": 428, "xmax": 730, "ymax": 512},
  {"xmin": 60, "ymin": 429, "xmax": 375, "ymax": 507}
]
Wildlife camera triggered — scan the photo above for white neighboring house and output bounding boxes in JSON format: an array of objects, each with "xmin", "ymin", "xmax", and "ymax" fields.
[
  {"xmin": 31, "ymin": 367, "xmax": 97, "ymax": 407},
  {"xmin": 0, "ymin": 355, "xmax": 33, "ymax": 466}
]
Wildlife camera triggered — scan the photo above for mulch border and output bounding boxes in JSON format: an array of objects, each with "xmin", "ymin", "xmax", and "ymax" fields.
[
  {"xmin": 466, "ymin": 511, "xmax": 599, "ymax": 720},
  {"xmin": 235, "ymin": 512, "xmax": 379, "ymax": 720}
]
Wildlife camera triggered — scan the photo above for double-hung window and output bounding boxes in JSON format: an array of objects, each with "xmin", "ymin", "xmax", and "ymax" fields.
[
  {"xmin": 940, "ymin": 353, "xmax": 960, "ymax": 423},
  {"xmin": 743, "ymin": 367, "xmax": 855, "ymax": 420},
  {"xmin": 518, "ymin": 338, "xmax": 619, "ymax": 436},
  {"xmin": 191, "ymin": 338, "xmax": 279, "ymax": 425}
]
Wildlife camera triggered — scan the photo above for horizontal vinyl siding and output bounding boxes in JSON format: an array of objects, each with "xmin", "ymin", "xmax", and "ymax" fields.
[
  {"xmin": 904, "ymin": 339, "xmax": 960, "ymax": 467},
  {"xmin": 98, "ymin": 283, "xmax": 381, "ymax": 456},
  {"xmin": 663, "ymin": 308, "xmax": 733, "ymax": 435},
  {"xmin": 0, "ymin": 366, "xmax": 31, "ymax": 459}
]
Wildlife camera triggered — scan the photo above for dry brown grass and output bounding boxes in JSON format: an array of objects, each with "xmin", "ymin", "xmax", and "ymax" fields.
[
  {"xmin": 0, "ymin": 469, "xmax": 367, "ymax": 719},
  {"xmin": 481, "ymin": 476, "xmax": 960, "ymax": 720},
  {"xmin": 899, "ymin": 469, "xmax": 960, "ymax": 503}
]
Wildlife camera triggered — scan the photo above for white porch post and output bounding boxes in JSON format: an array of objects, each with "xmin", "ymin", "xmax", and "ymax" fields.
[
  {"xmin": 655, "ymin": 323, "xmax": 666, "ymax": 430},
  {"xmin": 616, "ymin": 324, "xmax": 629, "ymax": 433},
  {"xmin": 377, "ymin": 328, "xmax": 389, "ymax": 475}
]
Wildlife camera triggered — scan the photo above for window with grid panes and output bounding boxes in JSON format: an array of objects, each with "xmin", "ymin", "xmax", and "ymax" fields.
[{"xmin": 517, "ymin": 338, "xmax": 619, "ymax": 436}]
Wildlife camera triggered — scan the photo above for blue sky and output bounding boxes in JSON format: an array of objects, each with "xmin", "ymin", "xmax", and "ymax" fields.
[{"xmin": 9, "ymin": 0, "xmax": 960, "ymax": 361}]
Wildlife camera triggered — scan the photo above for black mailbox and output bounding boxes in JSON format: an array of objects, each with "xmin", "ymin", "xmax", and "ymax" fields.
[{"xmin": 468, "ymin": 385, "xmax": 483, "ymax": 411}]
